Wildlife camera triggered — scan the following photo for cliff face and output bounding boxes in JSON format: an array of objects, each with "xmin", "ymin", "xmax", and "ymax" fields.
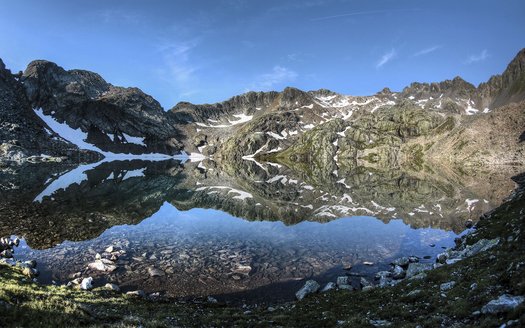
[
  {"xmin": 22, "ymin": 60, "xmax": 183, "ymax": 155},
  {"xmin": 476, "ymin": 48, "xmax": 525, "ymax": 109},
  {"xmin": 0, "ymin": 59, "xmax": 100, "ymax": 163}
]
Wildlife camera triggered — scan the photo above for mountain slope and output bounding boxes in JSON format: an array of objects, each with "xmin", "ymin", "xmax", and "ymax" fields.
[
  {"xmin": 0, "ymin": 59, "xmax": 100, "ymax": 163},
  {"xmin": 22, "ymin": 60, "xmax": 183, "ymax": 155},
  {"xmin": 1, "ymin": 48, "xmax": 524, "ymax": 164},
  {"xmin": 172, "ymin": 49, "xmax": 525, "ymax": 165}
]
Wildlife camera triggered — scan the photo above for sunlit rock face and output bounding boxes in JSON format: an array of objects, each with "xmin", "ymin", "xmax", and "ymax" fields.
[{"xmin": 1, "ymin": 49, "xmax": 523, "ymax": 164}]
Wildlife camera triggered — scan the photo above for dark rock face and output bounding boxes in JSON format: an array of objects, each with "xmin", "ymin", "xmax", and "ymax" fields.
[
  {"xmin": 0, "ymin": 58, "xmax": 100, "ymax": 163},
  {"xmin": 22, "ymin": 60, "xmax": 183, "ymax": 155}
]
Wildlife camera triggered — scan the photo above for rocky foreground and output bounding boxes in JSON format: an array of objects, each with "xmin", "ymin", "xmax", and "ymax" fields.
[{"xmin": 1, "ymin": 172, "xmax": 524, "ymax": 327}]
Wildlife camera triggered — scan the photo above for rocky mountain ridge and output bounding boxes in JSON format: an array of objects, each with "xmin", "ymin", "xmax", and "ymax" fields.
[
  {"xmin": 0, "ymin": 48, "xmax": 524, "ymax": 167},
  {"xmin": 172, "ymin": 48, "xmax": 525, "ymax": 167},
  {"xmin": 0, "ymin": 58, "xmax": 100, "ymax": 163},
  {"xmin": 22, "ymin": 60, "xmax": 183, "ymax": 155}
]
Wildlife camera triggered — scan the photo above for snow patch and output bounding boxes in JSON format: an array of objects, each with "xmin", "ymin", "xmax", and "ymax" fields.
[
  {"xmin": 197, "ymin": 186, "xmax": 253, "ymax": 201},
  {"xmin": 122, "ymin": 133, "xmax": 146, "ymax": 146}
]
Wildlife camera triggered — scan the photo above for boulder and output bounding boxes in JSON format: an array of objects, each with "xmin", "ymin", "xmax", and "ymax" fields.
[
  {"xmin": 391, "ymin": 257, "xmax": 410, "ymax": 267},
  {"xmin": 405, "ymin": 263, "xmax": 433, "ymax": 278},
  {"xmin": 436, "ymin": 252, "xmax": 448, "ymax": 264},
  {"xmin": 22, "ymin": 267, "xmax": 39, "ymax": 278},
  {"xmin": 321, "ymin": 282, "xmax": 336, "ymax": 292},
  {"xmin": 126, "ymin": 290, "xmax": 145, "ymax": 298},
  {"xmin": 392, "ymin": 265, "xmax": 406, "ymax": 279},
  {"xmin": 360, "ymin": 277, "xmax": 373, "ymax": 288},
  {"xmin": 88, "ymin": 259, "xmax": 117, "ymax": 272},
  {"xmin": 336, "ymin": 276, "xmax": 349, "ymax": 286},
  {"xmin": 440, "ymin": 281, "xmax": 456, "ymax": 292},
  {"xmin": 80, "ymin": 277, "xmax": 93, "ymax": 290},
  {"xmin": 104, "ymin": 283, "xmax": 120, "ymax": 292},
  {"xmin": 295, "ymin": 280, "xmax": 320, "ymax": 300},
  {"xmin": 481, "ymin": 294, "xmax": 525, "ymax": 314}
]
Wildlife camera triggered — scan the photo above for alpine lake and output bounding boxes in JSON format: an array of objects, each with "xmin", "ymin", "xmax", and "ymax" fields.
[{"xmin": 0, "ymin": 158, "xmax": 518, "ymax": 305}]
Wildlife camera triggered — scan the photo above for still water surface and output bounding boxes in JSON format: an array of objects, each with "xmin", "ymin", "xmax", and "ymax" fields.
[{"xmin": 1, "ymin": 159, "xmax": 515, "ymax": 303}]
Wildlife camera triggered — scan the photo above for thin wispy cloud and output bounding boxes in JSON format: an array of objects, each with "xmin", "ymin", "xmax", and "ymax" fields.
[
  {"xmin": 466, "ymin": 49, "xmax": 489, "ymax": 64},
  {"xmin": 154, "ymin": 39, "xmax": 202, "ymax": 100},
  {"xmin": 413, "ymin": 45, "xmax": 442, "ymax": 57},
  {"xmin": 250, "ymin": 66, "xmax": 298, "ymax": 91},
  {"xmin": 376, "ymin": 49, "xmax": 396, "ymax": 69},
  {"xmin": 311, "ymin": 9, "xmax": 418, "ymax": 22},
  {"xmin": 161, "ymin": 41, "xmax": 199, "ymax": 84}
]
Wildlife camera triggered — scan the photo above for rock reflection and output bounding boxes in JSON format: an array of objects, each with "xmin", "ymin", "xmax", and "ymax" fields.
[
  {"xmin": 0, "ymin": 158, "xmax": 519, "ymax": 302},
  {"xmin": 0, "ymin": 158, "xmax": 518, "ymax": 249}
]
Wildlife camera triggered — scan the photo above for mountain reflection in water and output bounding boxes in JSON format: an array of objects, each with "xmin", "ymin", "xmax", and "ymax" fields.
[{"xmin": 0, "ymin": 158, "xmax": 519, "ymax": 303}]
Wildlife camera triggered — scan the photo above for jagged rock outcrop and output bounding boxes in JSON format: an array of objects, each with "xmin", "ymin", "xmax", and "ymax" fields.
[
  {"xmin": 0, "ymin": 59, "xmax": 100, "ymax": 163},
  {"xmin": 476, "ymin": 48, "xmax": 525, "ymax": 109},
  {"xmin": 422, "ymin": 101, "xmax": 525, "ymax": 165},
  {"xmin": 170, "ymin": 87, "xmax": 313, "ymax": 123},
  {"xmin": 22, "ymin": 60, "xmax": 183, "ymax": 155}
]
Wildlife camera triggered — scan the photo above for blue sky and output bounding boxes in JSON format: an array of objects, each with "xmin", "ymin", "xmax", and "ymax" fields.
[{"xmin": 1, "ymin": 0, "xmax": 523, "ymax": 108}]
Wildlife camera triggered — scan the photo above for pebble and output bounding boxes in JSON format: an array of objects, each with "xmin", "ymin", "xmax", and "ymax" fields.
[
  {"xmin": 126, "ymin": 290, "xmax": 145, "ymax": 298},
  {"xmin": 104, "ymin": 283, "xmax": 120, "ymax": 292}
]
